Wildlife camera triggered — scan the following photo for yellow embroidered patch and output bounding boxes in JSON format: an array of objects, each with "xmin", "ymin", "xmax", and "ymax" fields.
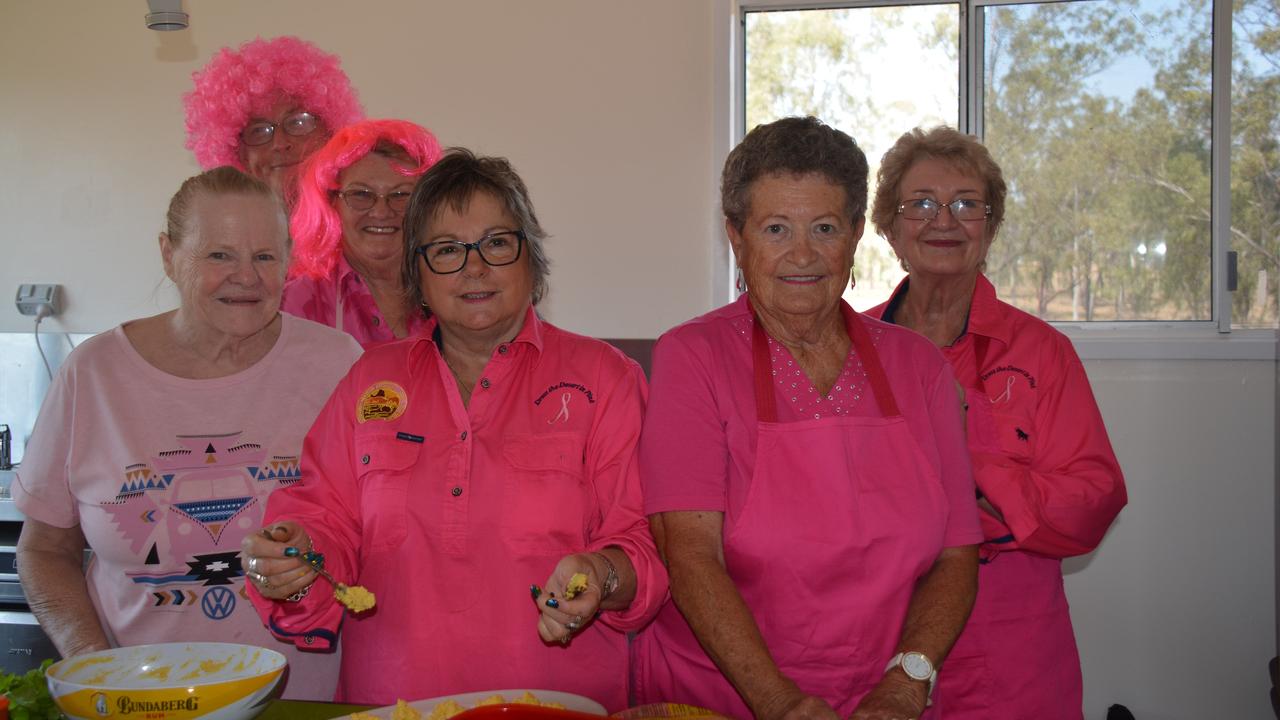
[{"xmin": 357, "ymin": 381, "xmax": 407, "ymax": 423}]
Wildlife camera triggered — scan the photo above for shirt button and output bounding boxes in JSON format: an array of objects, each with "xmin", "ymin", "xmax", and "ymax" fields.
[
  {"xmin": 451, "ymin": 487, "xmax": 463, "ymax": 497},
  {"xmin": 480, "ymin": 378, "xmax": 491, "ymax": 389},
  {"xmin": 360, "ymin": 454, "xmax": 370, "ymax": 465},
  {"xmin": 498, "ymin": 345, "xmax": 508, "ymax": 354},
  {"xmin": 460, "ymin": 431, "xmax": 468, "ymax": 441},
  {"xmin": 303, "ymin": 635, "xmax": 315, "ymax": 646},
  {"xmin": 372, "ymin": 317, "xmax": 381, "ymax": 326}
]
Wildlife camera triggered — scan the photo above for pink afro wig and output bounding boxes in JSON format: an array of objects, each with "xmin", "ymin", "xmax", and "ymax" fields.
[
  {"xmin": 289, "ymin": 119, "xmax": 444, "ymax": 280},
  {"xmin": 183, "ymin": 36, "xmax": 365, "ymax": 170}
]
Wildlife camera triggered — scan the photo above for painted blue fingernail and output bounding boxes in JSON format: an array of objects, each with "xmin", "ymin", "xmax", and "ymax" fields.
[
  {"xmin": 283, "ymin": 547, "xmax": 300, "ymax": 558},
  {"xmin": 545, "ymin": 598, "xmax": 560, "ymax": 609},
  {"xmin": 530, "ymin": 584, "xmax": 542, "ymax": 600}
]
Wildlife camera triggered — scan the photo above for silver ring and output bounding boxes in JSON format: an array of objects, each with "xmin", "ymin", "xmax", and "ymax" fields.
[
  {"xmin": 565, "ymin": 621, "xmax": 580, "ymax": 631},
  {"xmin": 247, "ymin": 557, "xmax": 258, "ymax": 573},
  {"xmin": 251, "ymin": 571, "xmax": 270, "ymax": 588}
]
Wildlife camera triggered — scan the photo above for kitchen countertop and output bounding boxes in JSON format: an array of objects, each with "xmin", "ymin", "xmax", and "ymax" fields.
[{"xmin": 258, "ymin": 699, "xmax": 376, "ymax": 719}]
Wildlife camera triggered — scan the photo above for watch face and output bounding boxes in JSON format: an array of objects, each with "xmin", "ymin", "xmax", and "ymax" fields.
[{"xmin": 902, "ymin": 652, "xmax": 933, "ymax": 680}]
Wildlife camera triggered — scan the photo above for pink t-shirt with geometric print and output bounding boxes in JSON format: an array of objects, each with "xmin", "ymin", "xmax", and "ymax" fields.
[{"xmin": 14, "ymin": 314, "xmax": 361, "ymax": 701}]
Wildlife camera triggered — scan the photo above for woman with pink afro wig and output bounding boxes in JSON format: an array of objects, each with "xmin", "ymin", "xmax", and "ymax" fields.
[
  {"xmin": 183, "ymin": 36, "xmax": 364, "ymax": 204},
  {"xmin": 282, "ymin": 119, "xmax": 443, "ymax": 348}
]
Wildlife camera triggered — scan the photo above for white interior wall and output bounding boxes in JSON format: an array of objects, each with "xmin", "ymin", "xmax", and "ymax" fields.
[
  {"xmin": 0, "ymin": 0, "xmax": 718, "ymax": 338},
  {"xmin": 1, "ymin": 2, "xmax": 1275, "ymax": 718},
  {"xmin": 1071, "ymin": 359, "xmax": 1275, "ymax": 718}
]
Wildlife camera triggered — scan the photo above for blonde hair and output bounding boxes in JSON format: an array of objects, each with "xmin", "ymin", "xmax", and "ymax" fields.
[
  {"xmin": 165, "ymin": 166, "xmax": 285, "ymax": 247},
  {"xmin": 871, "ymin": 126, "xmax": 1007, "ymax": 242}
]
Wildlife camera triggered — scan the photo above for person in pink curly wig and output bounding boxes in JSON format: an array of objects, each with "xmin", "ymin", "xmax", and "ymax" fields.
[
  {"xmin": 282, "ymin": 119, "xmax": 444, "ymax": 347},
  {"xmin": 184, "ymin": 36, "xmax": 364, "ymax": 205}
]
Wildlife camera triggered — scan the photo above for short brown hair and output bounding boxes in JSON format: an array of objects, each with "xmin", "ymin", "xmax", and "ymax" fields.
[
  {"xmin": 721, "ymin": 116, "xmax": 869, "ymax": 232},
  {"xmin": 871, "ymin": 126, "xmax": 1007, "ymax": 241},
  {"xmin": 165, "ymin": 166, "xmax": 284, "ymax": 247},
  {"xmin": 402, "ymin": 148, "xmax": 551, "ymax": 315}
]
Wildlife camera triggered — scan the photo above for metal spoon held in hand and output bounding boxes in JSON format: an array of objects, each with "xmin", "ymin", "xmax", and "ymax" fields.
[
  {"xmin": 296, "ymin": 545, "xmax": 377, "ymax": 613},
  {"xmin": 260, "ymin": 526, "xmax": 377, "ymax": 613}
]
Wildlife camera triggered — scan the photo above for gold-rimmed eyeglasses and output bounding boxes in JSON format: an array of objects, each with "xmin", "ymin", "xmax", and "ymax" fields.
[
  {"xmin": 336, "ymin": 189, "xmax": 412, "ymax": 213},
  {"xmin": 897, "ymin": 197, "xmax": 991, "ymax": 222}
]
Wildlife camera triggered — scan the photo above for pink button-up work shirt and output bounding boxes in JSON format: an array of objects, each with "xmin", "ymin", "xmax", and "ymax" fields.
[
  {"xmin": 250, "ymin": 307, "xmax": 665, "ymax": 709},
  {"xmin": 281, "ymin": 255, "xmax": 428, "ymax": 348}
]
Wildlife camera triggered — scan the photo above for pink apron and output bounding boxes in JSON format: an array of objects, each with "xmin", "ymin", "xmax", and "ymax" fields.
[
  {"xmin": 936, "ymin": 334, "xmax": 1082, "ymax": 719},
  {"xmin": 635, "ymin": 305, "xmax": 950, "ymax": 718}
]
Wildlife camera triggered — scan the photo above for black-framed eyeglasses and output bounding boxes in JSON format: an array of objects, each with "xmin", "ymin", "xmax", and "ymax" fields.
[
  {"xmin": 897, "ymin": 197, "xmax": 991, "ymax": 222},
  {"xmin": 336, "ymin": 189, "xmax": 412, "ymax": 213},
  {"xmin": 239, "ymin": 112, "xmax": 320, "ymax": 147},
  {"xmin": 416, "ymin": 230, "xmax": 526, "ymax": 274}
]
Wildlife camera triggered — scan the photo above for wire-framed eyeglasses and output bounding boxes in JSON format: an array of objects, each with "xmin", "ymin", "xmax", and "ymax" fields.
[
  {"xmin": 897, "ymin": 197, "xmax": 991, "ymax": 222},
  {"xmin": 336, "ymin": 189, "xmax": 412, "ymax": 213},
  {"xmin": 239, "ymin": 112, "xmax": 320, "ymax": 147},
  {"xmin": 416, "ymin": 230, "xmax": 526, "ymax": 274}
]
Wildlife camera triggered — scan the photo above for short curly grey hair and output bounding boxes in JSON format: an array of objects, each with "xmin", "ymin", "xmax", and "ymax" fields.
[{"xmin": 722, "ymin": 116, "xmax": 869, "ymax": 231}]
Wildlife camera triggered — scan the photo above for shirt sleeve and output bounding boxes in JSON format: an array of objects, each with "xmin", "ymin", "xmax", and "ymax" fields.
[
  {"xmin": 640, "ymin": 331, "xmax": 730, "ymax": 515},
  {"xmin": 925, "ymin": 361, "xmax": 984, "ymax": 548},
  {"xmin": 12, "ymin": 357, "xmax": 80, "ymax": 528},
  {"xmin": 582, "ymin": 357, "xmax": 668, "ymax": 630},
  {"xmin": 247, "ymin": 369, "xmax": 362, "ymax": 650},
  {"xmin": 974, "ymin": 337, "xmax": 1127, "ymax": 558}
]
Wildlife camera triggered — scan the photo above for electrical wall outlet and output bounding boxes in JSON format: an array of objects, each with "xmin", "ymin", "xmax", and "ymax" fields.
[{"xmin": 15, "ymin": 284, "xmax": 63, "ymax": 317}]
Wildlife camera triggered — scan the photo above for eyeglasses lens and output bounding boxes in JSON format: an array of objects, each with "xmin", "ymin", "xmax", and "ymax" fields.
[
  {"xmin": 239, "ymin": 113, "xmax": 319, "ymax": 147},
  {"xmin": 901, "ymin": 199, "xmax": 988, "ymax": 221},
  {"xmin": 340, "ymin": 190, "xmax": 411, "ymax": 212},
  {"xmin": 282, "ymin": 113, "xmax": 318, "ymax": 137},
  {"xmin": 420, "ymin": 232, "xmax": 522, "ymax": 274}
]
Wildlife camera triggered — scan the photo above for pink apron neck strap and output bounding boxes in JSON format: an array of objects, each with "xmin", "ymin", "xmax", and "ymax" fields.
[{"xmin": 747, "ymin": 298, "xmax": 900, "ymax": 422}]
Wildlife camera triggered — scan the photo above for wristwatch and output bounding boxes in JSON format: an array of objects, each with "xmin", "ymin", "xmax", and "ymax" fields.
[{"xmin": 886, "ymin": 651, "xmax": 937, "ymax": 704}]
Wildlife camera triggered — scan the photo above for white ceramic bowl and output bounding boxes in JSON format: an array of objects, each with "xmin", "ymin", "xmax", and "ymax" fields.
[{"xmin": 46, "ymin": 642, "xmax": 286, "ymax": 720}]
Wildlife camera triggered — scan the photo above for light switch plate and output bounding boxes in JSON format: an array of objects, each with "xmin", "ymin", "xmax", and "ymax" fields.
[{"xmin": 15, "ymin": 284, "xmax": 63, "ymax": 317}]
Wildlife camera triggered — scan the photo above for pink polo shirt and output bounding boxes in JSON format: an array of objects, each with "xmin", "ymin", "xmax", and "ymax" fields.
[
  {"xmin": 640, "ymin": 295, "xmax": 979, "ymax": 547},
  {"xmin": 282, "ymin": 254, "xmax": 428, "ymax": 348},
  {"xmin": 250, "ymin": 307, "xmax": 665, "ymax": 710}
]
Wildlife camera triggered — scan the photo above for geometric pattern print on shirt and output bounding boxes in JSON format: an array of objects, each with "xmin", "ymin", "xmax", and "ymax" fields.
[{"xmin": 99, "ymin": 432, "xmax": 300, "ymax": 620}]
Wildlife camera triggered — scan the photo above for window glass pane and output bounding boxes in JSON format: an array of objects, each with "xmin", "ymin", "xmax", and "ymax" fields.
[
  {"xmin": 745, "ymin": 6, "xmax": 959, "ymax": 310},
  {"xmin": 1231, "ymin": 0, "xmax": 1279, "ymax": 328},
  {"xmin": 983, "ymin": 0, "xmax": 1213, "ymax": 321}
]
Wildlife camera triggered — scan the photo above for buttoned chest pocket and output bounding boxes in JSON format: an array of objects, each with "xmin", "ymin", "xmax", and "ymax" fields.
[
  {"xmin": 355, "ymin": 437, "xmax": 421, "ymax": 552},
  {"xmin": 501, "ymin": 432, "xmax": 588, "ymax": 556},
  {"xmin": 988, "ymin": 397, "xmax": 1037, "ymax": 462}
]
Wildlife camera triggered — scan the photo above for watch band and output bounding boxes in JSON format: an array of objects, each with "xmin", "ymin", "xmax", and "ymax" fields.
[{"xmin": 886, "ymin": 652, "xmax": 937, "ymax": 706}]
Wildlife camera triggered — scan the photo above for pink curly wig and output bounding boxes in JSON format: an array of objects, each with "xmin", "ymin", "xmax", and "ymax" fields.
[
  {"xmin": 289, "ymin": 119, "xmax": 444, "ymax": 280},
  {"xmin": 183, "ymin": 36, "xmax": 364, "ymax": 170}
]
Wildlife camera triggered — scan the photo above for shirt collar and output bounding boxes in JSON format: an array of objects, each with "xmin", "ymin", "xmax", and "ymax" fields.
[
  {"xmin": 880, "ymin": 273, "xmax": 1010, "ymax": 346},
  {"xmin": 966, "ymin": 273, "xmax": 1011, "ymax": 346},
  {"xmin": 416, "ymin": 303, "xmax": 546, "ymax": 362}
]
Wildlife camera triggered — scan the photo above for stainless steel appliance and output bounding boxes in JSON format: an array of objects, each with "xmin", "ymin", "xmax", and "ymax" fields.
[{"xmin": 0, "ymin": 468, "xmax": 62, "ymax": 674}]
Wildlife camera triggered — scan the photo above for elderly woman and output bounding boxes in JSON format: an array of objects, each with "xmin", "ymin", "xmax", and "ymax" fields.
[
  {"xmin": 12, "ymin": 167, "xmax": 362, "ymax": 700},
  {"xmin": 184, "ymin": 36, "xmax": 364, "ymax": 205},
  {"xmin": 866, "ymin": 126, "xmax": 1127, "ymax": 719},
  {"xmin": 632, "ymin": 116, "xmax": 982, "ymax": 720},
  {"xmin": 243, "ymin": 149, "xmax": 665, "ymax": 709},
  {"xmin": 282, "ymin": 119, "xmax": 443, "ymax": 346}
]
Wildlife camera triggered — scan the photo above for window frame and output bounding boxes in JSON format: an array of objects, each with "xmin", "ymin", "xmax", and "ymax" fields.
[{"xmin": 725, "ymin": 0, "xmax": 1276, "ymax": 360}]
